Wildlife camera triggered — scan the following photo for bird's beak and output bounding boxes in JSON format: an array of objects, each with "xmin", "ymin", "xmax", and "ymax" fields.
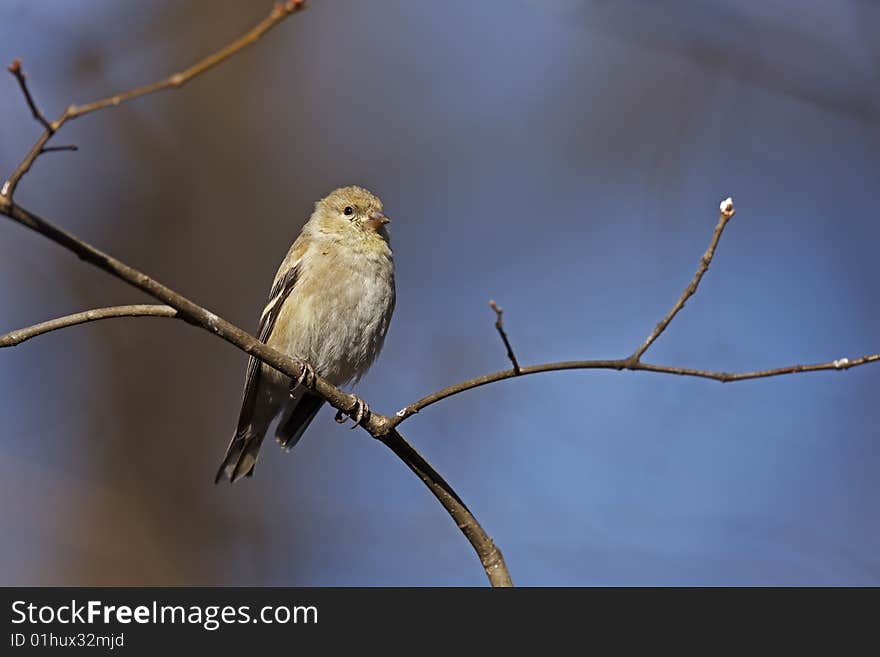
[{"xmin": 365, "ymin": 210, "xmax": 390, "ymax": 231}]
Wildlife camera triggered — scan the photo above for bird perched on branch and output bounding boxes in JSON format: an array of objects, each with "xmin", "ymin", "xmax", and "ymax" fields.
[{"xmin": 216, "ymin": 186, "xmax": 395, "ymax": 483}]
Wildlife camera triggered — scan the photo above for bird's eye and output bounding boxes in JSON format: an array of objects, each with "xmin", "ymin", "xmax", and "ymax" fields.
[{"xmin": 343, "ymin": 206, "xmax": 354, "ymax": 216}]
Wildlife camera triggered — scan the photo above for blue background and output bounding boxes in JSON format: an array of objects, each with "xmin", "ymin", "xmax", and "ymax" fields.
[{"xmin": 1, "ymin": 0, "xmax": 878, "ymax": 585}]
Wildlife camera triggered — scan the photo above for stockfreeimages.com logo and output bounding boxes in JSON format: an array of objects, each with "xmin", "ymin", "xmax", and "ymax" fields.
[{"xmin": 11, "ymin": 600, "xmax": 317, "ymax": 631}]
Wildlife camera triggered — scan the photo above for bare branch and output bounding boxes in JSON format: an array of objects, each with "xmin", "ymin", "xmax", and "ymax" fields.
[
  {"xmin": 7, "ymin": 58, "xmax": 53, "ymax": 132},
  {"xmin": 631, "ymin": 197, "xmax": 736, "ymax": 362},
  {"xmin": 40, "ymin": 145, "xmax": 79, "ymax": 154},
  {"xmin": 1, "ymin": 0, "xmax": 306, "ymax": 200},
  {"xmin": 391, "ymin": 350, "xmax": 880, "ymax": 426},
  {"xmin": 0, "ymin": 305, "xmax": 177, "ymax": 348},
  {"xmin": 381, "ymin": 428, "xmax": 512, "ymax": 587},
  {"xmin": 489, "ymin": 299, "xmax": 521, "ymax": 374},
  {"xmin": 392, "ymin": 359, "xmax": 629, "ymax": 425},
  {"xmin": 636, "ymin": 354, "xmax": 880, "ymax": 381},
  {"xmin": 388, "ymin": 194, "xmax": 877, "ymax": 456},
  {"xmin": 62, "ymin": 0, "xmax": 307, "ymax": 121}
]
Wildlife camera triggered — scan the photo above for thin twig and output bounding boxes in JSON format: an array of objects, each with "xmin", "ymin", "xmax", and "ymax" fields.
[
  {"xmin": 489, "ymin": 299, "xmax": 520, "ymax": 374},
  {"xmin": 0, "ymin": 305, "xmax": 177, "ymax": 347},
  {"xmin": 40, "ymin": 145, "xmax": 79, "ymax": 154},
  {"xmin": 1, "ymin": 0, "xmax": 307, "ymax": 200},
  {"xmin": 7, "ymin": 58, "xmax": 52, "ymax": 132},
  {"xmin": 630, "ymin": 197, "xmax": 736, "ymax": 362},
  {"xmin": 0, "ymin": 57, "xmax": 78, "ymax": 191},
  {"xmin": 635, "ymin": 354, "xmax": 880, "ymax": 381}
]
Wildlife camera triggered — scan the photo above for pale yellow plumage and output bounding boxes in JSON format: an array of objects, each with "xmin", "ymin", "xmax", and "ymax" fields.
[{"xmin": 216, "ymin": 186, "xmax": 395, "ymax": 483}]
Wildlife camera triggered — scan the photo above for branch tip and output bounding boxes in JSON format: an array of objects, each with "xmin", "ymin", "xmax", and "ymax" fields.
[
  {"xmin": 274, "ymin": 0, "xmax": 305, "ymax": 17},
  {"xmin": 8, "ymin": 58, "xmax": 22, "ymax": 75},
  {"xmin": 489, "ymin": 298, "xmax": 521, "ymax": 374},
  {"xmin": 720, "ymin": 196, "xmax": 735, "ymax": 217},
  {"xmin": 632, "ymin": 199, "xmax": 736, "ymax": 360},
  {"xmin": 0, "ymin": 305, "xmax": 178, "ymax": 348}
]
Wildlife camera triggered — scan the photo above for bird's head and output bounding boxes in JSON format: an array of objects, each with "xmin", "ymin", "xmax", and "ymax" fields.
[{"xmin": 312, "ymin": 186, "xmax": 390, "ymax": 243}]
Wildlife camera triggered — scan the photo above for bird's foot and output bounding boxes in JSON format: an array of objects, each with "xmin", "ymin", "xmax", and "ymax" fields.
[
  {"xmin": 289, "ymin": 362, "xmax": 316, "ymax": 398},
  {"xmin": 335, "ymin": 395, "xmax": 370, "ymax": 429}
]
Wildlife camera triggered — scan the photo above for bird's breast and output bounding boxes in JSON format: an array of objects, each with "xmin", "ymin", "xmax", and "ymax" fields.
[{"xmin": 267, "ymin": 248, "xmax": 395, "ymax": 387}]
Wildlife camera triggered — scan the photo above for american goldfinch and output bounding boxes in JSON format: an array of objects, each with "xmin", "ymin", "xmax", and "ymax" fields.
[{"xmin": 216, "ymin": 186, "xmax": 395, "ymax": 483}]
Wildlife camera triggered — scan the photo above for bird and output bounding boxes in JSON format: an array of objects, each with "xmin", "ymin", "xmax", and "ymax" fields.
[{"xmin": 215, "ymin": 185, "xmax": 395, "ymax": 483}]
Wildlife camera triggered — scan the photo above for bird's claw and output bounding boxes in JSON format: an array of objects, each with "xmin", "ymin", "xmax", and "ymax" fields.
[
  {"xmin": 334, "ymin": 396, "xmax": 370, "ymax": 429},
  {"xmin": 289, "ymin": 362, "xmax": 316, "ymax": 397}
]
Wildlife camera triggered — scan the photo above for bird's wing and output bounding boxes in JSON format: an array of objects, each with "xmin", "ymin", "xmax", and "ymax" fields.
[{"xmin": 235, "ymin": 238, "xmax": 308, "ymax": 433}]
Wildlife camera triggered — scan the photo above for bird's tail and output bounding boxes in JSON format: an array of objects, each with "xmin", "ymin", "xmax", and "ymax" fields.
[
  {"xmin": 215, "ymin": 424, "xmax": 269, "ymax": 483},
  {"xmin": 276, "ymin": 393, "xmax": 324, "ymax": 451}
]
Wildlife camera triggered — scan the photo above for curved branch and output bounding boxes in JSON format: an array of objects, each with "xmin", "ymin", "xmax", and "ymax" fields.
[
  {"xmin": 390, "ymin": 352, "xmax": 880, "ymax": 427},
  {"xmin": 391, "ymin": 360, "xmax": 627, "ymax": 426},
  {"xmin": 1, "ymin": 0, "xmax": 306, "ymax": 199},
  {"xmin": 0, "ymin": 304, "xmax": 177, "ymax": 347},
  {"xmin": 380, "ymin": 429, "xmax": 512, "ymax": 587}
]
